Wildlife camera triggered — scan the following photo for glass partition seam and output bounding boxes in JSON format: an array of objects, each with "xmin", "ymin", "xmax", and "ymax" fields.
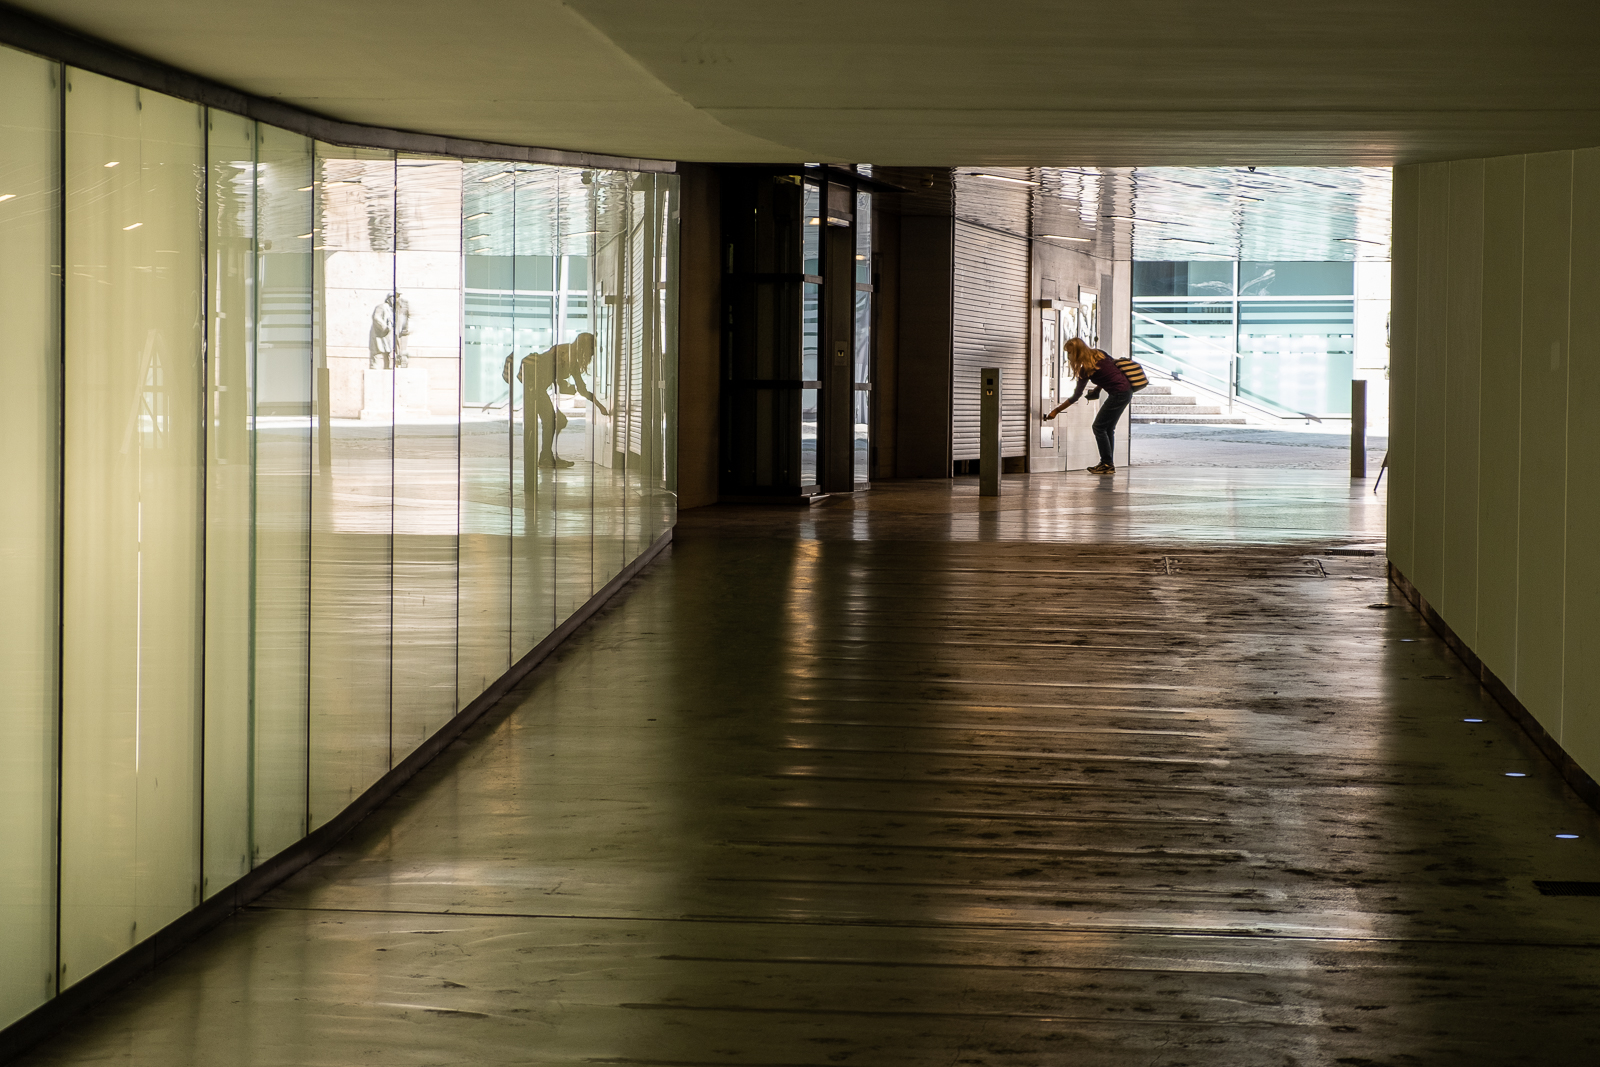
[{"xmin": 49, "ymin": 54, "xmax": 65, "ymax": 1008}]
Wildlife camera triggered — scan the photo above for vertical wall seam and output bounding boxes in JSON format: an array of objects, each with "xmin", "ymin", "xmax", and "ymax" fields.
[
  {"xmin": 51, "ymin": 57, "xmax": 66, "ymax": 1001},
  {"xmin": 1513, "ymin": 156, "xmax": 1525, "ymax": 691},
  {"xmin": 1560, "ymin": 152, "xmax": 1575, "ymax": 739},
  {"xmin": 197, "ymin": 105, "xmax": 210, "ymax": 908}
]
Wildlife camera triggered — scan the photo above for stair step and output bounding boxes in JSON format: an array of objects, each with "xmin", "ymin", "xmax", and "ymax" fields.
[
  {"xmin": 1135, "ymin": 395, "xmax": 1198, "ymax": 406},
  {"xmin": 1135, "ymin": 404, "xmax": 1224, "ymax": 415},
  {"xmin": 1131, "ymin": 415, "xmax": 1248, "ymax": 425}
]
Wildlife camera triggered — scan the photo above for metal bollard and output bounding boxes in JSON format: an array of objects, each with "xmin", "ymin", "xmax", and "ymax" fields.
[
  {"xmin": 980, "ymin": 367, "xmax": 1001, "ymax": 497},
  {"xmin": 1350, "ymin": 379, "xmax": 1367, "ymax": 479}
]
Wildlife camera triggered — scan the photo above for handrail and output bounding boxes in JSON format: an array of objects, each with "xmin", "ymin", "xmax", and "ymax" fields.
[
  {"xmin": 1131, "ymin": 338, "xmax": 1336, "ymax": 423},
  {"xmin": 1130, "ymin": 309, "xmax": 1237, "ymax": 357}
]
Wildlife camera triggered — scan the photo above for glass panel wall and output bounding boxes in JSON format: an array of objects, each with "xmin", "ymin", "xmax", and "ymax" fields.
[
  {"xmin": 392, "ymin": 156, "xmax": 462, "ymax": 759},
  {"xmin": 204, "ymin": 108, "xmax": 257, "ymax": 895},
  {"xmin": 60, "ymin": 68, "xmax": 206, "ymax": 989},
  {"xmin": 309, "ymin": 145, "xmax": 396, "ymax": 828},
  {"xmin": 1131, "ymin": 259, "xmax": 1362, "ymax": 418},
  {"xmin": 0, "ymin": 39, "xmax": 677, "ymax": 1030},
  {"xmin": 252, "ymin": 125, "xmax": 314, "ymax": 860},
  {"xmin": 0, "ymin": 45, "xmax": 61, "ymax": 1025}
]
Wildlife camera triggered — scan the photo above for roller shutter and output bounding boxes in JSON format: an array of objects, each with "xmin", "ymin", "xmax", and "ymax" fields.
[{"xmin": 952, "ymin": 222, "xmax": 1029, "ymax": 461}]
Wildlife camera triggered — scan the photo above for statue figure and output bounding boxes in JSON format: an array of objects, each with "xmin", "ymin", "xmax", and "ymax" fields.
[
  {"xmin": 368, "ymin": 293, "xmax": 411, "ymax": 369},
  {"xmin": 503, "ymin": 332, "xmax": 609, "ymax": 469}
]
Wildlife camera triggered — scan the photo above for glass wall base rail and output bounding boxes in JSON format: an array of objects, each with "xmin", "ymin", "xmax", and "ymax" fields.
[{"xmin": 0, "ymin": 529, "xmax": 672, "ymax": 1062}]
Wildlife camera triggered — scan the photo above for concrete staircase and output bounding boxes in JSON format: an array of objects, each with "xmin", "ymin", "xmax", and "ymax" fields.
[{"xmin": 1131, "ymin": 383, "xmax": 1246, "ymax": 425}]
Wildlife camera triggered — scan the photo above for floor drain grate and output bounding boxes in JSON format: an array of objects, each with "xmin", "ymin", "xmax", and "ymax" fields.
[{"xmin": 1534, "ymin": 881, "xmax": 1600, "ymax": 896}]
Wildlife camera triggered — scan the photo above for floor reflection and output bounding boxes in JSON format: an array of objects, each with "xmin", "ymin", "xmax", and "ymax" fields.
[{"xmin": 21, "ymin": 473, "xmax": 1600, "ymax": 1066}]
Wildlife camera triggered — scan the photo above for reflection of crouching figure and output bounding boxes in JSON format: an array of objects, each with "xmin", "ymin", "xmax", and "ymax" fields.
[{"xmin": 502, "ymin": 332, "xmax": 609, "ymax": 469}]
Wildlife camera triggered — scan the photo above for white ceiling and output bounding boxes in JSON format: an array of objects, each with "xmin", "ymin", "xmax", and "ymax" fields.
[{"xmin": 11, "ymin": 0, "xmax": 1600, "ymax": 165}]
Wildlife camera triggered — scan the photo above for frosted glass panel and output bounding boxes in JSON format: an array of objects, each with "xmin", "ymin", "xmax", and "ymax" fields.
[
  {"xmin": 60, "ymin": 70, "xmax": 205, "ymax": 986},
  {"xmin": 309, "ymin": 145, "xmax": 394, "ymax": 828},
  {"xmin": 0, "ymin": 45, "xmax": 60, "ymax": 1027},
  {"xmin": 203, "ymin": 109, "xmax": 256, "ymax": 897},
  {"xmin": 0, "ymin": 55, "xmax": 676, "ymax": 1019},
  {"xmin": 392, "ymin": 155, "xmax": 461, "ymax": 759},
  {"xmin": 252, "ymin": 125, "xmax": 313, "ymax": 859}
]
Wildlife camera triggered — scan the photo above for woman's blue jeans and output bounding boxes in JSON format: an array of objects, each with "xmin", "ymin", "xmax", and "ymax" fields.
[{"xmin": 1093, "ymin": 391, "xmax": 1133, "ymax": 467}]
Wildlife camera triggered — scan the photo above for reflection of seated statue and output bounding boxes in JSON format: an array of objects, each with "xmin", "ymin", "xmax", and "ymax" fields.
[
  {"xmin": 368, "ymin": 293, "xmax": 411, "ymax": 369},
  {"xmin": 502, "ymin": 332, "xmax": 609, "ymax": 469}
]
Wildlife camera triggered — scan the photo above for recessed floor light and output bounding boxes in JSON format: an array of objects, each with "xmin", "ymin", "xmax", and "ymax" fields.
[
  {"xmin": 1462, "ymin": 718, "xmax": 1484, "ymax": 723},
  {"xmin": 1556, "ymin": 834, "xmax": 1581, "ymax": 840},
  {"xmin": 1505, "ymin": 772, "xmax": 1527, "ymax": 777}
]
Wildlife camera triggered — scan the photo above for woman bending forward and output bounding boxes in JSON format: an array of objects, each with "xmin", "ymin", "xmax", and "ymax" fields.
[{"xmin": 1044, "ymin": 338, "xmax": 1132, "ymax": 475}]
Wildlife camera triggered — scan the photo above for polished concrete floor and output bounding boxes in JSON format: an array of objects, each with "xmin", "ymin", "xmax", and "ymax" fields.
[{"xmin": 19, "ymin": 470, "xmax": 1600, "ymax": 1065}]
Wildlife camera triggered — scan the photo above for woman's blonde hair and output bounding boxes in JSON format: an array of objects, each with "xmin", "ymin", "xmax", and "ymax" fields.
[{"xmin": 1064, "ymin": 337, "xmax": 1105, "ymax": 378}]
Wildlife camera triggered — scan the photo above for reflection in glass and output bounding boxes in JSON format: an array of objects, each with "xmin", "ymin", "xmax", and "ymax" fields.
[
  {"xmin": 459, "ymin": 160, "xmax": 514, "ymax": 704},
  {"xmin": 203, "ymin": 109, "xmax": 256, "ymax": 896},
  {"xmin": 0, "ymin": 44, "xmax": 60, "ymax": 1026},
  {"xmin": 309, "ymin": 145, "xmax": 395, "ymax": 828},
  {"xmin": 391, "ymin": 156, "xmax": 462, "ymax": 758},
  {"xmin": 801, "ymin": 388, "xmax": 819, "ymax": 488},
  {"xmin": 853, "ymin": 292, "xmax": 872, "ymax": 487},
  {"xmin": 60, "ymin": 70, "xmax": 205, "ymax": 986},
  {"xmin": 0, "ymin": 60, "xmax": 677, "ymax": 1016},
  {"xmin": 252, "ymin": 124, "xmax": 314, "ymax": 856}
]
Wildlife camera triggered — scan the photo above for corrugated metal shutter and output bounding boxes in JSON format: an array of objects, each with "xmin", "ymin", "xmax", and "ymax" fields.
[{"xmin": 953, "ymin": 222, "xmax": 1029, "ymax": 461}]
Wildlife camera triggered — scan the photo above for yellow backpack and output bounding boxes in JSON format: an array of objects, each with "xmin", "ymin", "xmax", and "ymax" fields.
[{"xmin": 1114, "ymin": 357, "xmax": 1150, "ymax": 392}]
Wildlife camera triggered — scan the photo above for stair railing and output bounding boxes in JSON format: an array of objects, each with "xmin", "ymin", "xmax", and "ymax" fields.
[{"xmin": 1131, "ymin": 338, "xmax": 1326, "ymax": 423}]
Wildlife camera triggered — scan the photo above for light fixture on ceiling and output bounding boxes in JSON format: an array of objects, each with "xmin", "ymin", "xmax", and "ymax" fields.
[
  {"xmin": 465, "ymin": 212, "xmax": 491, "ymax": 220},
  {"xmin": 298, "ymin": 185, "xmax": 314, "ymax": 192},
  {"xmin": 104, "ymin": 161, "xmax": 119, "ymax": 168},
  {"xmin": 296, "ymin": 233, "xmax": 312, "ymax": 239},
  {"xmin": 467, "ymin": 234, "xmax": 490, "ymax": 240},
  {"xmin": 1037, "ymin": 234, "xmax": 1091, "ymax": 242},
  {"xmin": 0, "ymin": 194, "xmax": 15, "ymax": 203},
  {"xmin": 122, "ymin": 222, "xmax": 142, "ymax": 230},
  {"xmin": 967, "ymin": 173, "xmax": 1037, "ymax": 186}
]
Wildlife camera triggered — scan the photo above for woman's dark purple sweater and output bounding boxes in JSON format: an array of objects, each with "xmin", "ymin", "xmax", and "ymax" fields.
[{"xmin": 1067, "ymin": 354, "xmax": 1132, "ymax": 401}]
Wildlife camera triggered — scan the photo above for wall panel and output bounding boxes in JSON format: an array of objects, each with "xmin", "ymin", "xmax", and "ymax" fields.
[
  {"xmin": 251, "ymin": 125, "xmax": 314, "ymax": 859},
  {"xmin": 60, "ymin": 70, "xmax": 205, "ymax": 986},
  {"xmin": 1473, "ymin": 156, "xmax": 1525, "ymax": 685},
  {"xmin": 1387, "ymin": 165, "xmax": 1420, "ymax": 579},
  {"xmin": 1411, "ymin": 163, "xmax": 1451, "ymax": 601},
  {"xmin": 308, "ymin": 146, "xmax": 395, "ymax": 827},
  {"xmin": 1513, "ymin": 152, "xmax": 1572, "ymax": 734},
  {"xmin": 0, "ymin": 45, "xmax": 61, "ymax": 1027},
  {"xmin": 1561, "ymin": 147, "xmax": 1600, "ymax": 773},
  {"xmin": 203, "ymin": 108, "xmax": 257, "ymax": 897},
  {"xmin": 1439, "ymin": 160, "xmax": 1484, "ymax": 645}
]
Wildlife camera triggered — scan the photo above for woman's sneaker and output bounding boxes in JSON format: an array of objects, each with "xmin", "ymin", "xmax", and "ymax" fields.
[{"xmin": 1086, "ymin": 463, "xmax": 1115, "ymax": 475}]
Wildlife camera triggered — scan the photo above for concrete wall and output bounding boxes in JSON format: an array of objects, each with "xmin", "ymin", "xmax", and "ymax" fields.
[{"xmin": 1391, "ymin": 148, "xmax": 1600, "ymax": 776}]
